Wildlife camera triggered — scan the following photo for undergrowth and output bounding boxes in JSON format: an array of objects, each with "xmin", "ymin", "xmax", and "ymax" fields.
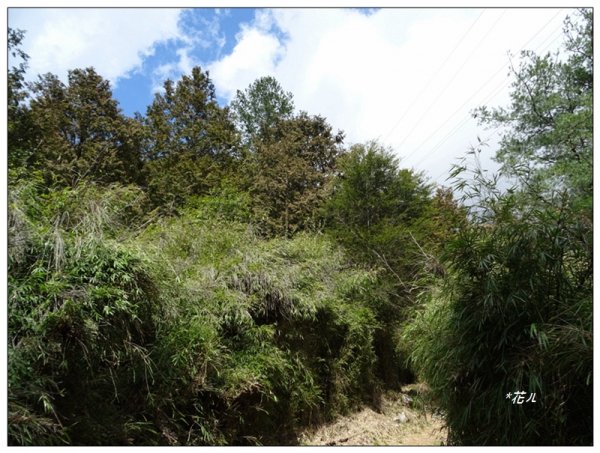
[{"xmin": 8, "ymin": 181, "xmax": 396, "ymax": 445}]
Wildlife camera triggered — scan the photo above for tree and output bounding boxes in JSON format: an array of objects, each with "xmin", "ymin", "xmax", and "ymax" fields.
[
  {"xmin": 8, "ymin": 28, "xmax": 34, "ymax": 173},
  {"xmin": 28, "ymin": 68, "xmax": 143, "ymax": 187},
  {"xmin": 250, "ymin": 112, "xmax": 343, "ymax": 237},
  {"xmin": 403, "ymin": 9, "xmax": 593, "ymax": 445},
  {"xmin": 326, "ymin": 141, "xmax": 433, "ymax": 286},
  {"xmin": 325, "ymin": 141, "xmax": 443, "ymax": 386},
  {"xmin": 8, "ymin": 29, "xmax": 28, "ymax": 105},
  {"xmin": 142, "ymin": 67, "xmax": 239, "ymax": 208},
  {"xmin": 473, "ymin": 8, "xmax": 592, "ymax": 213},
  {"xmin": 230, "ymin": 76, "xmax": 295, "ymax": 145}
]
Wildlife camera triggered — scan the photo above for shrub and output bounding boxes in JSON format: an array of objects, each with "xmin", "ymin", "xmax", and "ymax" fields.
[
  {"xmin": 8, "ymin": 181, "xmax": 160, "ymax": 445},
  {"xmin": 127, "ymin": 205, "xmax": 390, "ymax": 444},
  {"xmin": 8, "ymin": 237, "xmax": 159, "ymax": 445},
  {"xmin": 9, "ymin": 181, "xmax": 398, "ymax": 445},
  {"xmin": 401, "ymin": 182, "xmax": 592, "ymax": 445}
]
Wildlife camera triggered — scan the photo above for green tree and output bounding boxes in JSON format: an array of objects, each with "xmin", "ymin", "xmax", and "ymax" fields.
[
  {"xmin": 230, "ymin": 76, "xmax": 295, "ymax": 145},
  {"xmin": 326, "ymin": 141, "xmax": 433, "ymax": 287},
  {"xmin": 28, "ymin": 68, "xmax": 143, "ymax": 187},
  {"xmin": 473, "ymin": 8, "xmax": 592, "ymax": 212},
  {"xmin": 142, "ymin": 67, "xmax": 239, "ymax": 209},
  {"xmin": 8, "ymin": 28, "xmax": 29, "ymax": 109},
  {"xmin": 250, "ymin": 112, "xmax": 343, "ymax": 237},
  {"xmin": 8, "ymin": 28, "xmax": 34, "ymax": 173},
  {"xmin": 325, "ymin": 141, "xmax": 442, "ymax": 386}
]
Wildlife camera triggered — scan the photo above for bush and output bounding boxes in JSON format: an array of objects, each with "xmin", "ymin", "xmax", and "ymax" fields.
[
  {"xmin": 8, "ymin": 236, "xmax": 159, "ymax": 445},
  {"xmin": 8, "ymin": 180, "xmax": 159, "ymax": 445},
  {"xmin": 133, "ymin": 210, "xmax": 387, "ymax": 444},
  {"xmin": 401, "ymin": 184, "xmax": 592, "ymax": 445},
  {"xmin": 9, "ymin": 180, "xmax": 400, "ymax": 445}
]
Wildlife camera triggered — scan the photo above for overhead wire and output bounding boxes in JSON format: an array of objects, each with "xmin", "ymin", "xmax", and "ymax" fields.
[
  {"xmin": 401, "ymin": 14, "xmax": 564, "ymax": 168},
  {"xmin": 429, "ymin": 25, "xmax": 567, "ymax": 185},
  {"xmin": 389, "ymin": 9, "xmax": 570, "ymax": 183},
  {"xmin": 378, "ymin": 9, "xmax": 486, "ymax": 143},
  {"xmin": 402, "ymin": 65, "xmax": 509, "ymax": 165},
  {"xmin": 388, "ymin": 9, "xmax": 564, "ymax": 170},
  {"xmin": 427, "ymin": 23, "xmax": 567, "ymax": 184},
  {"xmin": 410, "ymin": 76, "xmax": 510, "ymax": 168},
  {"xmin": 391, "ymin": 10, "xmax": 508, "ymax": 152}
]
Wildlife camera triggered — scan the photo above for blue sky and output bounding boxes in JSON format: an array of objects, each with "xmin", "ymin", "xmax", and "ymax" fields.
[
  {"xmin": 9, "ymin": 8, "xmax": 259, "ymax": 116},
  {"xmin": 112, "ymin": 9, "xmax": 259, "ymax": 115},
  {"xmin": 8, "ymin": 6, "xmax": 574, "ymax": 184}
]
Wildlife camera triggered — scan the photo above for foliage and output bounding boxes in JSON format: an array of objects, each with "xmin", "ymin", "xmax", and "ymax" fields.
[
  {"xmin": 142, "ymin": 67, "xmax": 240, "ymax": 209},
  {"xmin": 325, "ymin": 141, "xmax": 457, "ymax": 386},
  {"xmin": 8, "ymin": 180, "xmax": 392, "ymax": 445},
  {"xmin": 8, "ymin": 28, "xmax": 29, "ymax": 109},
  {"xmin": 8, "ymin": 182, "xmax": 159, "ymax": 445},
  {"xmin": 249, "ymin": 112, "xmax": 344, "ymax": 237},
  {"xmin": 230, "ymin": 76, "xmax": 295, "ymax": 145},
  {"xmin": 188, "ymin": 79, "xmax": 339, "ymax": 239},
  {"xmin": 473, "ymin": 8, "xmax": 592, "ymax": 213},
  {"xmin": 131, "ymin": 207, "xmax": 388, "ymax": 444},
  {"xmin": 8, "ymin": 28, "xmax": 35, "ymax": 174},
  {"xmin": 27, "ymin": 68, "xmax": 144, "ymax": 187},
  {"xmin": 184, "ymin": 185, "xmax": 253, "ymax": 224},
  {"xmin": 325, "ymin": 141, "xmax": 437, "ymax": 292},
  {"xmin": 401, "ymin": 9, "xmax": 592, "ymax": 446},
  {"xmin": 8, "ymin": 11, "xmax": 592, "ymax": 446},
  {"xmin": 401, "ymin": 174, "xmax": 592, "ymax": 445}
]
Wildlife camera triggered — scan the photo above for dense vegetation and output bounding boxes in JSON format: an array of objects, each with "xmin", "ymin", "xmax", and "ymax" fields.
[
  {"xmin": 401, "ymin": 9, "xmax": 593, "ymax": 445},
  {"xmin": 7, "ymin": 9, "xmax": 592, "ymax": 446}
]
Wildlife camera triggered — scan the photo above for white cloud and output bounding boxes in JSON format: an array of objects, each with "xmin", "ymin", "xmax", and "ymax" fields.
[
  {"xmin": 148, "ymin": 10, "xmax": 229, "ymax": 94},
  {"xmin": 208, "ymin": 25, "xmax": 285, "ymax": 100},
  {"xmin": 150, "ymin": 46, "xmax": 203, "ymax": 94},
  {"xmin": 8, "ymin": 8, "xmax": 184, "ymax": 87},
  {"xmin": 179, "ymin": 9, "xmax": 227, "ymax": 52},
  {"xmin": 208, "ymin": 8, "xmax": 571, "ymax": 185}
]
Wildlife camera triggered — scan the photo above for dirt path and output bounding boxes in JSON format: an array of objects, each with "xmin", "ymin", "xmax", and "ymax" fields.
[{"xmin": 298, "ymin": 385, "xmax": 447, "ymax": 446}]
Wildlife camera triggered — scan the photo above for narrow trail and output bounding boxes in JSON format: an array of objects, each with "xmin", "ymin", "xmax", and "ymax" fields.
[{"xmin": 298, "ymin": 384, "xmax": 447, "ymax": 446}]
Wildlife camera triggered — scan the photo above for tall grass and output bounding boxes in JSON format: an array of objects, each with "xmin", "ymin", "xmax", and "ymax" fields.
[
  {"xmin": 8, "ymin": 181, "xmax": 395, "ymax": 445},
  {"xmin": 8, "ymin": 181, "xmax": 159, "ymax": 444},
  {"xmin": 131, "ymin": 200, "xmax": 386, "ymax": 444}
]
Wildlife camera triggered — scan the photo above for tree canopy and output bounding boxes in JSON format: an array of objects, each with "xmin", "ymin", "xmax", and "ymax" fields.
[
  {"xmin": 142, "ymin": 66, "xmax": 239, "ymax": 208},
  {"xmin": 230, "ymin": 75, "xmax": 295, "ymax": 145},
  {"xmin": 27, "ymin": 68, "xmax": 143, "ymax": 187},
  {"xmin": 250, "ymin": 112, "xmax": 344, "ymax": 236},
  {"xmin": 473, "ymin": 9, "xmax": 592, "ymax": 212}
]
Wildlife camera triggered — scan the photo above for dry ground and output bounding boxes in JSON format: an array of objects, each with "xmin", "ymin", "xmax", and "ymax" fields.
[{"xmin": 298, "ymin": 384, "xmax": 447, "ymax": 446}]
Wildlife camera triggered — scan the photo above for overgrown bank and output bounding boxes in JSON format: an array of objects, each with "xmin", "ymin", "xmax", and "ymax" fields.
[{"xmin": 8, "ymin": 181, "xmax": 407, "ymax": 445}]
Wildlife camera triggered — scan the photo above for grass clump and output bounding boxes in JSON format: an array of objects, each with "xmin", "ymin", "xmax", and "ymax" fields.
[{"xmin": 8, "ymin": 186, "xmax": 159, "ymax": 444}]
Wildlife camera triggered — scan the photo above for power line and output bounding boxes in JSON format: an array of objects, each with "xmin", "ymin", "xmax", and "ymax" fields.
[
  {"xmin": 409, "ymin": 77, "xmax": 509, "ymax": 169},
  {"xmin": 429, "ymin": 25, "xmax": 567, "ymax": 186},
  {"xmin": 403, "ymin": 68, "xmax": 508, "ymax": 164},
  {"xmin": 391, "ymin": 10, "xmax": 508, "ymax": 152},
  {"xmin": 379, "ymin": 9, "xmax": 486, "ymax": 143},
  {"xmin": 402, "ymin": 9, "xmax": 565, "ymax": 168},
  {"xmin": 401, "ymin": 10, "xmax": 568, "ymax": 182},
  {"xmin": 424, "ymin": 25, "xmax": 566, "ymax": 179}
]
